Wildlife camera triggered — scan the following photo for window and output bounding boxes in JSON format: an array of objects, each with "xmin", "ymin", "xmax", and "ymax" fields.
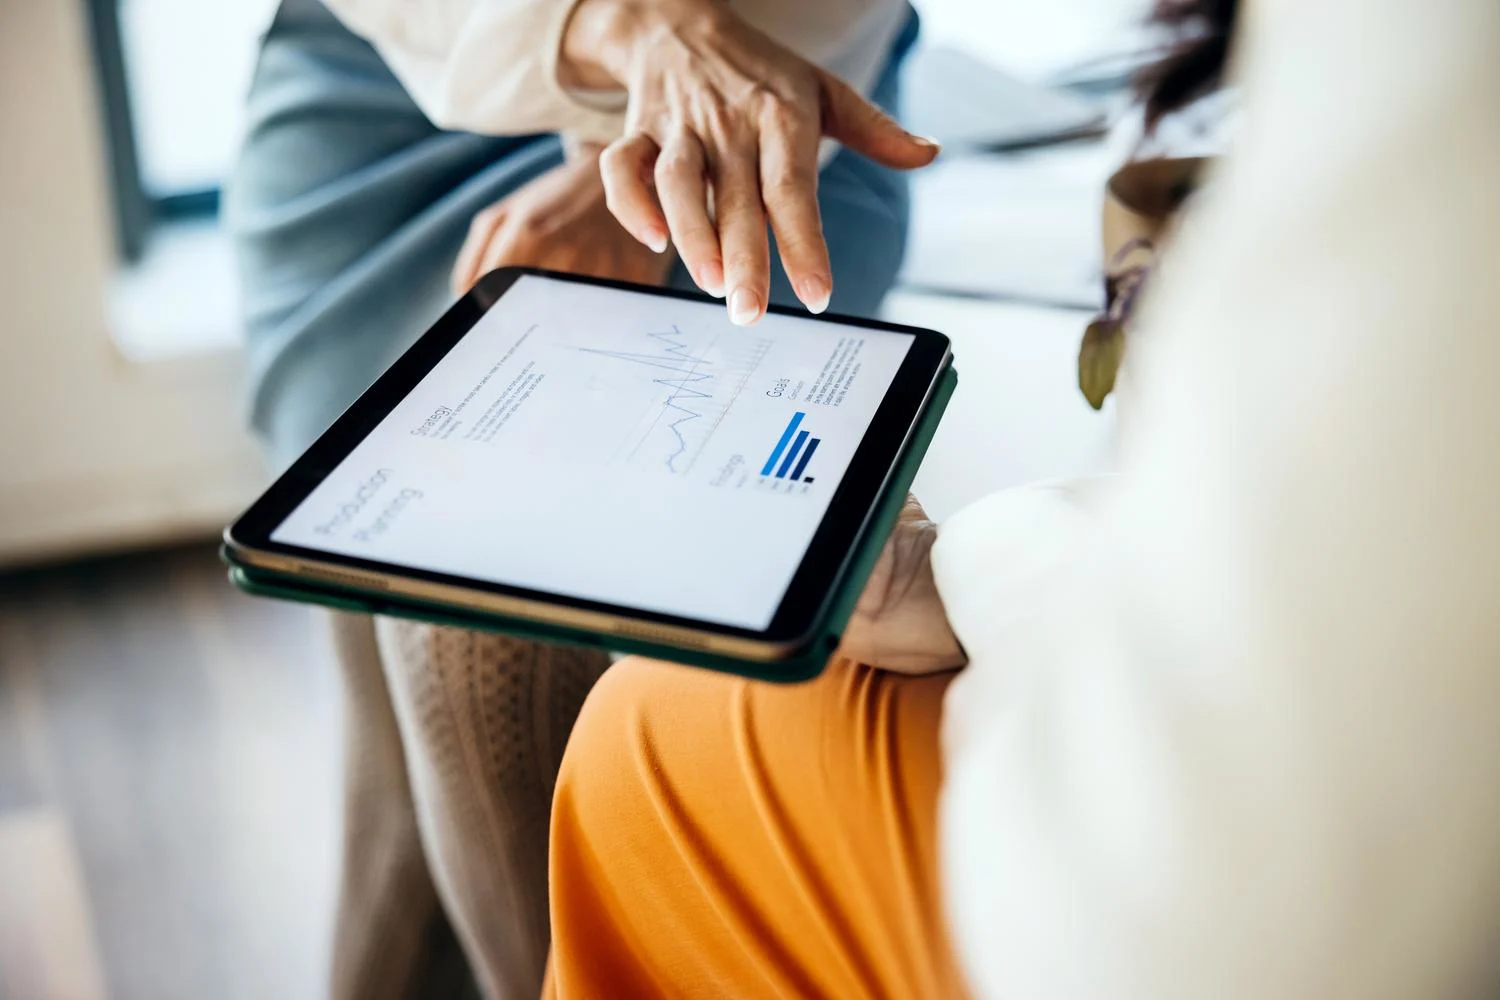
[{"xmin": 85, "ymin": 0, "xmax": 277, "ymax": 260}]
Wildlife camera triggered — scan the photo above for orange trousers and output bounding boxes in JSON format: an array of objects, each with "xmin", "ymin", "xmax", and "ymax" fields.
[{"xmin": 542, "ymin": 657, "xmax": 971, "ymax": 999}]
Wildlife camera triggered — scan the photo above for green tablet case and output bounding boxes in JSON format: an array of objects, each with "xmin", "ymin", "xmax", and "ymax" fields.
[{"xmin": 225, "ymin": 365, "xmax": 957, "ymax": 683}]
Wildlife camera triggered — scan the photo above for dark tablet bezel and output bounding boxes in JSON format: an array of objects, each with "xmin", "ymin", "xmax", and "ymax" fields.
[{"xmin": 227, "ymin": 267, "xmax": 951, "ymax": 651}]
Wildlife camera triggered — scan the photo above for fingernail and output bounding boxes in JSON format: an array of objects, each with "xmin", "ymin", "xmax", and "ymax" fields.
[
  {"xmin": 728, "ymin": 288, "xmax": 761, "ymax": 326},
  {"xmin": 643, "ymin": 227, "xmax": 669, "ymax": 254},
  {"xmin": 799, "ymin": 276, "xmax": 831, "ymax": 314},
  {"xmin": 699, "ymin": 262, "xmax": 726, "ymax": 298},
  {"xmin": 912, "ymin": 134, "xmax": 942, "ymax": 150}
]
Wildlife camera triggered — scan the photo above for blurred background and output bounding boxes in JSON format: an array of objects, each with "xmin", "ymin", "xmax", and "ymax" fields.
[{"xmin": 0, "ymin": 1, "xmax": 1151, "ymax": 996}]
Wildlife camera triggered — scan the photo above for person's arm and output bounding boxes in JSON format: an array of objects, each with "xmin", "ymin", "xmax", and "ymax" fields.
[
  {"xmin": 934, "ymin": 2, "xmax": 1500, "ymax": 997},
  {"xmin": 319, "ymin": 0, "xmax": 938, "ymax": 324}
]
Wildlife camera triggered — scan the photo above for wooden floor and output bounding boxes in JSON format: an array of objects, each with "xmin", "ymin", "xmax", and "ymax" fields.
[{"xmin": 0, "ymin": 544, "xmax": 343, "ymax": 1000}]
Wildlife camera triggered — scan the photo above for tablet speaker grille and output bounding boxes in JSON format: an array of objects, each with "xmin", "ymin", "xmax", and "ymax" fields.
[
  {"xmin": 300, "ymin": 565, "xmax": 390, "ymax": 592},
  {"xmin": 612, "ymin": 622, "xmax": 708, "ymax": 649}
]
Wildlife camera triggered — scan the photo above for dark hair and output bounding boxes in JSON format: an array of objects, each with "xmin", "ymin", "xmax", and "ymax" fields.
[{"xmin": 1135, "ymin": 0, "xmax": 1240, "ymax": 128}]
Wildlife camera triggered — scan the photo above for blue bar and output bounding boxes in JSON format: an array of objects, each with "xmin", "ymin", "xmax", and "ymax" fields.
[
  {"xmin": 777, "ymin": 430, "xmax": 810, "ymax": 479},
  {"xmin": 790, "ymin": 438, "xmax": 821, "ymax": 481},
  {"xmin": 761, "ymin": 412, "xmax": 805, "ymax": 476}
]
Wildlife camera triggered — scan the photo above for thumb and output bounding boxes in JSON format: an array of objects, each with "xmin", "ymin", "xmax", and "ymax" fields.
[
  {"xmin": 818, "ymin": 70, "xmax": 940, "ymax": 170},
  {"xmin": 897, "ymin": 493, "xmax": 931, "ymax": 524},
  {"xmin": 453, "ymin": 205, "xmax": 507, "ymax": 295}
]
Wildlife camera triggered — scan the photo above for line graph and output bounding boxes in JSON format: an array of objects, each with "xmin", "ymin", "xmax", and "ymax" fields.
[{"xmin": 579, "ymin": 326, "xmax": 771, "ymax": 474}]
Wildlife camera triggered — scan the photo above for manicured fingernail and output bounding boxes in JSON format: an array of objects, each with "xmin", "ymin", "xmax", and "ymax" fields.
[
  {"xmin": 728, "ymin": 288, "xmax": 761, "ymax": 326},
  {"xmin": 643, "ymin": 227, "xmax": 669, "ymax": 254},
  {"xmin": 912, "ymin": 134, "xmax": 942, "ymax": 149},
  {"xmin": 698, "ymin": 262, "xmax": 726, "ymax": 298},
  {"xmin": 799, "ymin": 276, "xmax": 831, "ymax": 314}
]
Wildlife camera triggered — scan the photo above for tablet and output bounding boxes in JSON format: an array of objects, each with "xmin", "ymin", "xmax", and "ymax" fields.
[{"xmin": 225, "ymin": 268, "xmax": 954, "ymax": 681}]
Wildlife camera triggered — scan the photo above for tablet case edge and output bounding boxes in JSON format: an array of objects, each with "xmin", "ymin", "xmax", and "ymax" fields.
[{"xmin": 224, "ymin": 365, "xmax": 958, "ymax": 683}]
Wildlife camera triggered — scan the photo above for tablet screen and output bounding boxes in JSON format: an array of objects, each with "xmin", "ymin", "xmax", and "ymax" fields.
[{"xmin": 270, "ymin": 275, "xmax": 916, "ymax": 630}]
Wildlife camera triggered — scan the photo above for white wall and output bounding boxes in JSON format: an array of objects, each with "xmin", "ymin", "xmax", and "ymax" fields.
[{"xmin": 0, "ymin": 1, "xmax": 263, "ymax": 568}]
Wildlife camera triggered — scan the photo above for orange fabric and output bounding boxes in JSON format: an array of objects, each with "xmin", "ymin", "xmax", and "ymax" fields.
[{"xmin": 543, "ymin": 656, "xmax": 971, "ymax": 1000}]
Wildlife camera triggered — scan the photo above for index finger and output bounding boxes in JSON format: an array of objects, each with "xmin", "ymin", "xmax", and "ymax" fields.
[{"xmin": 759, "ymin": 105, "xmax": 831, "ymax": 313}]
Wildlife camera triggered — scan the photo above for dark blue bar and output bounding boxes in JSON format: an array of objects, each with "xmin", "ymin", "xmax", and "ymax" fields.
[
  {"xmin": 790, "ymin": 438, "xmax": 821, "ymax": 481},
  {"xmin": 777, "ymin": 430, "xmax": 810, "ymax": 478},
  {"xmin": 761, "ymin": 412, "xmax": 805, "ymax": 476}
]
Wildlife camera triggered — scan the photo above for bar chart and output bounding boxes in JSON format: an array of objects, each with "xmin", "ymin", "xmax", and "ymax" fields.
[{"xmin": 761, "ymin": 412, "xmax": 822, "ymax": 484}]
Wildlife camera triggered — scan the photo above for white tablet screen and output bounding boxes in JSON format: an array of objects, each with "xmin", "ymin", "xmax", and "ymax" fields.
[{"xmin": 272, "ymin": 275, "xmax": 915, "ymax": 629}]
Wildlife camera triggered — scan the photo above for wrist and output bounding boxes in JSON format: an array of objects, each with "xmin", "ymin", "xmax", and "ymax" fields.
[
  {"xmin": 560, "ymin": 0, "xmax": 651, "ymax": 90},
  {"xmin": 560, "ymin": 0, "xmax": 714, "ymax": 90}
]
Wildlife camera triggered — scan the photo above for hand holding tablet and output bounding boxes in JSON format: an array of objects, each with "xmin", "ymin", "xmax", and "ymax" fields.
[{"xmin": 225, "ymin": 268, "xmax": 955, "ymax": 681}]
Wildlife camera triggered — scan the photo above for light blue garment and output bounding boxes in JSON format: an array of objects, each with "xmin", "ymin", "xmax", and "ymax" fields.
[{"xmin": 228, "ymin": 0, "xmax": 918, "ymax": 469}]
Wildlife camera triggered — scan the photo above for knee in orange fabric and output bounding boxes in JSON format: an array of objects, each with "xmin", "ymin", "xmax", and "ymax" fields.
[
  {"xmin": 563, "ymin": 656, "xmax": 681, "ymax": 760},
  {"xmin": 547, "ymin": 658, "xmax": 973, "ymax": 1000},
  {"xmin": 547, "ymin": 657, "xmax": 732, "ymax": 998}
]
